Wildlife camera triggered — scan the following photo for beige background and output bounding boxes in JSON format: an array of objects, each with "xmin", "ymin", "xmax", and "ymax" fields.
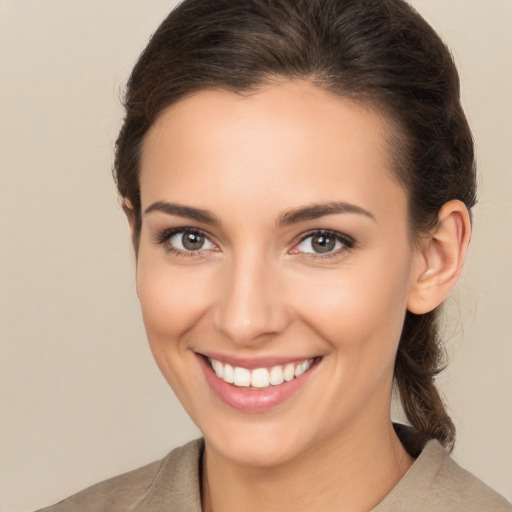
[{"xmin": 1, "ymin": 1, "xmax": 511, "ymax": 510}]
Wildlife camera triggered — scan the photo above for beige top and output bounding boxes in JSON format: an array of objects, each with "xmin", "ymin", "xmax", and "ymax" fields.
[{"xmin": 38, "ymin": 431, "xmax": 511, "ymax": 512}]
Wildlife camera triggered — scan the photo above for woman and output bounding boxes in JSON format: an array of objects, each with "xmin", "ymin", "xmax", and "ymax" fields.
[{"xmin": 37, "ymin": 0, "xmax": 511, "ymax": 510}]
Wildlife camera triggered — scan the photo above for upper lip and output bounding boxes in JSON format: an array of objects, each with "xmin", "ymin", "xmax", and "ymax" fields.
[{"xmin": 196, "ymin": 351, "xmax": 319, "ymax": 369}]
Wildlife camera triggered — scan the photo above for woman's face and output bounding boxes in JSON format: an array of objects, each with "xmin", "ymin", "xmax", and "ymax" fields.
[{"xmin": 136, "ymin": 81, "xmax": 422, "ymax": 467}]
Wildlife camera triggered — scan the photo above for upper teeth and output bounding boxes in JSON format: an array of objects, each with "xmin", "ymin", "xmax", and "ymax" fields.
[{"xmin": 209, "ymin": 358, "xmax": 314, "ymax": 389}]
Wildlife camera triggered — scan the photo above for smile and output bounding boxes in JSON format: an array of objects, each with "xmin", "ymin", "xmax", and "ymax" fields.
[
  {"xmin": 197, "ymin": 353, "xmax": 321, "ymax": 412},
  {"xmin": 208, "ymin": 357, "xmax": 315, "ymax": 389}
]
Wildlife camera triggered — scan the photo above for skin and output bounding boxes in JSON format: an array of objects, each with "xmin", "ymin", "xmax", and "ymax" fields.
[{"xmin": 130, "ymin": 80, "xmax": 470, "ymax": 512}]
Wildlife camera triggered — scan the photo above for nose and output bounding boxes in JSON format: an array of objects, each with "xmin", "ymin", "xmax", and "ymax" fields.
[{"xmin": 211, "ymin": 251, "xmax": 291, "ymax": 346}]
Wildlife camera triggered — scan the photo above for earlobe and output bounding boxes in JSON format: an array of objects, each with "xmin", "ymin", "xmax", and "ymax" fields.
[{"xmin": 407, "ymin": 200, "xmax": 472, "ymax": 314}]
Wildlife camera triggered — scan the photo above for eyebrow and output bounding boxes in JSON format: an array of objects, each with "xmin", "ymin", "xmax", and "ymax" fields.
[
  {"xmin": 144, "ymin": 201, "xmax": 221, "ymax": 225},
  {"xmin": 144, "ymin": 200, "xmax": 376, "ymax": 226},
  {"xmin": 276, "ymin": 201, "xmax": 376, "ymax": 226}
]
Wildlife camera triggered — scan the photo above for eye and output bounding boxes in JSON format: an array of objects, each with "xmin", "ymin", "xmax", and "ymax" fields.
[
  {"xmin": 156, "ymin": 228, "xmax": 217, "ymax": 255},
  {"xmin": 294, "ymin": 230, "xmax": 354, "ymax": 256}
]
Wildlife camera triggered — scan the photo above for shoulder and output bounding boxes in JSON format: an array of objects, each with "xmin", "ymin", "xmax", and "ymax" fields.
[
  {"xmin": 375, "ymin": 437, "xmax": 511, "ymax": 512},
  {"xmin": 430, "ymin": 443, "xmax": 511, "ymax": 511},
  {"xmin": 35, "ymin": 439, "xmax": 204, "ymax": 512}
]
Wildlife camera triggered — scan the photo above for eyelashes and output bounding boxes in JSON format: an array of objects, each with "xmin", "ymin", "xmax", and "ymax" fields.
[
  {"xmin": 154, "ymin": 227, "xmax": 355, "ymax": 259},
  {"xmin": 293, "ymin": 230, "xmax": 354, "ymax": 257},
  {"xmin": 154, "ymin": 227, "xmax": 217, "ymax": 257}
]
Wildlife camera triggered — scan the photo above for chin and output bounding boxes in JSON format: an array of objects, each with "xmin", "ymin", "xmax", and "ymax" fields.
[{"xmin": 203, "ymin": 422, "xmax": 313, "ymax": 468}]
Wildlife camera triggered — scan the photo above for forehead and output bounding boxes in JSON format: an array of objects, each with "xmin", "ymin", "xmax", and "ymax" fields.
[{"xmin": 139, "ymin": 81, "xmax": 406, "ymax": 223}]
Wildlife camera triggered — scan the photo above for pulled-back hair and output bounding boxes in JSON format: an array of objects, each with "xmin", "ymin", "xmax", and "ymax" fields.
[{"xmin": 114, "ymin": 0, "xmax": 476, "ymax": 450}]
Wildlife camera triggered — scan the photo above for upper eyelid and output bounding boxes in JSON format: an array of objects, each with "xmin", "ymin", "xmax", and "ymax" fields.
[
  {"xmin": 155, "ymin": 227, "xmax": 218, "ymax": 258},
  {"xmin": 296, "ymin": 229, "xmax": 354, "ymax": 245},
  {"xmin": 155, "ymin": 226, "xmax": 216, "ymax": 244},
  {"xmin": 291, "ymin": 231, "xmax": 355, "ymax": 261}
]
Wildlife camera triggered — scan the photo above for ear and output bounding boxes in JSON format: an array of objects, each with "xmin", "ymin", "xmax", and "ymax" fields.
[
  {"xmin": 407, "ymin": 200, "xmax": 472, "ymax": 314},
  {"xmin": 122, "ymin": 198, "xmax": 139, "ymax": 254}
]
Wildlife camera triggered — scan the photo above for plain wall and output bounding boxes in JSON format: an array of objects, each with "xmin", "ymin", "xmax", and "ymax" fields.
[{"xmin": 0, "ymin": 1, "xmax": 511, "ymax": 510}]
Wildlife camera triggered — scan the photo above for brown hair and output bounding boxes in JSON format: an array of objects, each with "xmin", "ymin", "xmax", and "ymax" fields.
[{"xmin": 114, "ymin": 0, "xmax": 476, "ymax": 450}]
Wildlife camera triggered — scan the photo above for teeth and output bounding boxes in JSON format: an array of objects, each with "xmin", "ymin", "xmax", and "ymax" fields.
[
  {"xmin": 284, "ymin": 363, "xmax": 295, "ymax": 382},
  {"xmin": 208, "ymin": 357, "xmax": 315, "ymax": 389},
  {"xmin": 295, "ymin": 360, "xmax": 309, "ymax": 377},
  {"xmin": 269, "ymin": 366, "xmax": 284, "ymax": 385},
  {"xmin": 223, "ymin": 364, "xmax": 234, "ymax": 384},
  {"xmin": 251, "ymin": 368, "xmax": 270, "ymax": 388},
  {"xmin": 233, "ymin": 367, "xmax": 251, "ymax": 387},
  {"xmin": 211, "ymin": 359, "xmax": 223, "ymax": 378}
]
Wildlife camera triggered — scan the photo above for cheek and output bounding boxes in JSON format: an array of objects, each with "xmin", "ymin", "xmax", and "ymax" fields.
[
  {"xmin": 134, "ymin": 256, "xmax": 217, "ymax": 407},
  {"xmin": 135, "ymin": 257, "xmax": 213, "ymax": 346},
  {"xmin": 289, "ymin": 258, "xmax": 411, "ymax": 361}
]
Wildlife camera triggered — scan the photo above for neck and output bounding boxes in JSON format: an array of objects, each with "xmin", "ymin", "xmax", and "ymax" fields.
[{"xmin": 202, "ymin": 418, "xmax": 413, "ymax": 512}]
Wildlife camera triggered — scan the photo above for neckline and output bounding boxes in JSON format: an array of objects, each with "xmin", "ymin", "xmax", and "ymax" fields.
[
  {"xmin": 372, "ymin": 427, "xmax": 447, "ymax": 511},
  {"xmin": 194, "ymin": 425, "xmax": 443, "ymax": 512}
]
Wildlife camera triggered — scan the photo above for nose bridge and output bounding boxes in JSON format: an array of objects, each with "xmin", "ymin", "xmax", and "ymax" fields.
[{"xmin": 212, "ymin": 247, "xmax": 288, "ymax": 344}]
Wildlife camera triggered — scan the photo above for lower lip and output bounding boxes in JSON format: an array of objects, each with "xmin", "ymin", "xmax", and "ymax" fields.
[{"xmin": 197, "ymin": 355, "xmax": 318, "ymax": 413}]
